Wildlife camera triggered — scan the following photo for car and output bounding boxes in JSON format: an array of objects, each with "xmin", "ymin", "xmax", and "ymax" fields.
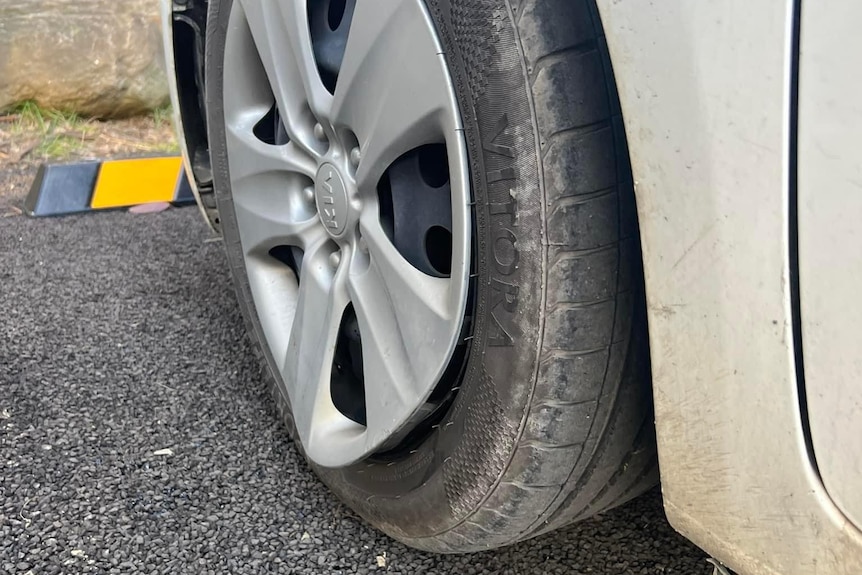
[{"xmin": 159, "ymin": 0, "xmax": 862, "ymax": 572}]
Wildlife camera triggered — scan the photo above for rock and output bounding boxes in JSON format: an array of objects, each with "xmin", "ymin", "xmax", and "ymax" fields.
[{"xmin": 0, "ymin": 0, "xmax": 170, "ymax": 118}]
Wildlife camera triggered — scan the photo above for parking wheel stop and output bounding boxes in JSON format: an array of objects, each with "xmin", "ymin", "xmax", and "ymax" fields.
[{"xmin": 24, "ymin": 156, "xmax": 194, "ymax": 217}]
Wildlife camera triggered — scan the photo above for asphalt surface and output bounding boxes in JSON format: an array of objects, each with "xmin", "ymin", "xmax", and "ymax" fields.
[{"xmin": 0, "ymin": 205, "xmax": 708, "ymax": 574}]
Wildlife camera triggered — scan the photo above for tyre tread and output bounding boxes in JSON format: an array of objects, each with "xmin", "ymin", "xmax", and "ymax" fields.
[{"xmin": 425, "ymin": 0, "xmax": 656, "ymax": 549}]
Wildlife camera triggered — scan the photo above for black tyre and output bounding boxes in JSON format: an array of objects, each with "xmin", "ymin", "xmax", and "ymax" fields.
[{"xmin": 206, "ymin": 0, "xmax": 655, "ymax": 552}]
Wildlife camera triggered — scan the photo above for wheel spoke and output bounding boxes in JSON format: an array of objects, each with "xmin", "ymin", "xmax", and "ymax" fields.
[
  {"xmin": 226, "ymin": 121, "xmax": 316, "ymax": 182},
  {"xmin": 331, "ymin": 0, "xmax": 454, "ymax": 190},
  {"xmin": 234, "ymin": 187, "xmax": 322, "ymax": 255},
  {"xmin": 347, "ymin": 266, "xmax": 417, "ymax": 440},
  {"xmin": 236, "ymin": 0, "xmax": 332, "ymax": 154},
  {"xmin": 348, "ymin": 213, "xmax": 458, "ymax": 439},
  {"xmin": 282, "ymin": 241, "xmax": 351, "ymax": 451}
]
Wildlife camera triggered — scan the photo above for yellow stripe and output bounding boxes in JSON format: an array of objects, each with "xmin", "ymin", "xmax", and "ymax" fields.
[{"xmin": 90, "ymin": 157, "xmax": 183, "ymax": 209}]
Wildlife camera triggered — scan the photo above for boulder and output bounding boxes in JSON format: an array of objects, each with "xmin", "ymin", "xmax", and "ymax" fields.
[{"xmin": 0, "ymin": 0, "xmax": 169, "ymax": 118}]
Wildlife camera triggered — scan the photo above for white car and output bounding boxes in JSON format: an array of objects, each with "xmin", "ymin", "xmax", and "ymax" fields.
[{"xmin": 161, "ymin": 1, "xmax": 862, "ymax": 572}]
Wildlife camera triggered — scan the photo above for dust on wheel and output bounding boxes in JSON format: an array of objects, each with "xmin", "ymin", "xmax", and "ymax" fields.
[{"xmin": 206, "ymin": 0, "xmax": 656, "ymax": 552}]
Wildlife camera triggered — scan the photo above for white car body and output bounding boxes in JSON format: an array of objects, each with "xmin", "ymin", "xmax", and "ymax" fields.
[{"xmin": 598, "ymin": 0, "xmax": 862, "ymax": 573}]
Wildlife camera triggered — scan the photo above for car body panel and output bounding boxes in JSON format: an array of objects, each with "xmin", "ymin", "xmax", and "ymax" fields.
[
  {"xmin": 596, "ymin": 0, "xmax": 862, "ymax": 573},
  {"xmin": 797, "ymin": 0, "xmax": 862, "ymax": 531}
]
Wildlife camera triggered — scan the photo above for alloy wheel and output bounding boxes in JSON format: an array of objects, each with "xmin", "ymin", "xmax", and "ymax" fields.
[{"xmin": 221, "ymin": 0, "xmax": 471, "ymax": 467}]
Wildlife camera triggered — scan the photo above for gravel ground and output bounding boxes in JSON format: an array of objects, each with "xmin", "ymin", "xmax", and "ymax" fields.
[{"xmin": 0, "ymin": 180, "xmax": 709, "ymax": 573}]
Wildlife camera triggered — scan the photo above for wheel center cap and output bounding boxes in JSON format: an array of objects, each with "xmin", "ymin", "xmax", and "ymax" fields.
[{"xmin": 314, "ymin": 163, "xmax": 349, "ymax": 236}]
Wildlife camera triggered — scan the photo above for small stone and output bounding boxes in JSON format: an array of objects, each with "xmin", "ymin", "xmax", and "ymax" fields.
[{"xmin": 129, "ymin": 202, "xmax": 171, "ymax": 214}]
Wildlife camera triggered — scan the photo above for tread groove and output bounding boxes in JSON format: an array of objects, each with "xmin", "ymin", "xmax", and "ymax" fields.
[
  {"xmin": 547, "ymin": 186, "xmax": 617, "ymax": 218},
  {"xmin": 548, "ymin": 242, "xmax": 618, "ymax": 266},
  {"xmin": 529, "ymin": 40, "xmax": 599, "ymax": 80},
  {"xmin": 519, "ymin": 440, "xmax": 585, "ymax": 450},
  {"xmin": 538, "ymin": 344, "xmax": 626, "ymax": 362},
  {"xmin": 505, "ymin": 480, "xmax": 566, "ymax": 490},
  {"xmin": 545, "ymin": 294, "xmax": 618, "ymax": 315},
  {"xmin": 541, "ymin": 119, "xmax": 611, "ymax": 154},
  {"xmin": 531, "ymin": 398, "xmax": 597, "ymax": 409}
]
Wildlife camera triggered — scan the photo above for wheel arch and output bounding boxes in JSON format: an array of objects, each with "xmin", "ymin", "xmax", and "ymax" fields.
[{"xmin": 161, "ymin": 0, "xmax": 220, "ymax": 230}]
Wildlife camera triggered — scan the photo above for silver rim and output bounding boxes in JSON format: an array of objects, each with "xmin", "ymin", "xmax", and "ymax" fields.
[{"xmin": 222, "ymin": 0, "xmax": 470, "ymax": 467}]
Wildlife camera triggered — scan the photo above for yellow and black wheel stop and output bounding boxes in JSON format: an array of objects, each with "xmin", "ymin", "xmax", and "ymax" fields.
[{"xmin": 24, "ymin": 157, "xmax": 195, "ymax": 217}]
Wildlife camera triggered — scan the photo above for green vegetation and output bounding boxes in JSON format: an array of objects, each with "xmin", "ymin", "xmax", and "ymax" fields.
[
  {"xmin": 151, "ymin": 105, "xmax": 180, "ymax": 152},
  {"xmin": 33, "ymin": 135, "xmax": 85, "ymax": 159},
  {"xmin": 10, "ymin": 100, "xmax": 95, "ymax": 159},
  {"xmin": 13, "ymin": 100, "xmax": 92, "ymax": 134},
  {"xmin": 152, "ymin": 104, "xmax": 173, "ymax": 129},
  {"xmin": 149, "ymin": 139, "xmax": 181, "ymax": 154},
  {"xmin": 2, "ymin": 100, "xmax": 180, "ymax": 161},
  {"xmin": 13, "ymin": 100, "xmax": 51, "ymax": 132}
]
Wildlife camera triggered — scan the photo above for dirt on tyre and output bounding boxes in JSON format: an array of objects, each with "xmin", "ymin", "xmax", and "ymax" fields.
[{"xmin": 205, "ymin": 0, "xmax": 656, "ymax": 552}]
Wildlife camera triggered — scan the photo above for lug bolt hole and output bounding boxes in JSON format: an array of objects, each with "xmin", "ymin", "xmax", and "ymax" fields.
[
  {"xmin": 327, "ymin": 0, "xmax": 348, "ymax": 31},
  {"xmin": 418, "ymin": 144, "xmax": 449, "ymax": 188},
  {"xmin": 425, "ymin": 226, "xmax": 452, "ymax": 276}
]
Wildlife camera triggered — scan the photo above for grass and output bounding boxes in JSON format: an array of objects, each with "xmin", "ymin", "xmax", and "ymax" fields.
[
  {"xmin": 13, "ymin": 100, "xmax": 92, "ymax": 134},
  {"xmin": 150, "ymin": 106, "xmax": 180, "ymax": 153},
  {"xmin": 152, "ymin": 105, "xmax": 173, "ymax": 129},
  {"xmin": 13, "ymin": 100, "xmax": 50, "ymax": 132},
  {"xmin": 150, "ymin": 140, "xmax": 181, "ymax": 154},
  {"xmin": 34, "ymin": 135, "xmax": 85, "ymax": 158},
  {"xmin": 9, "ymin": 100, "xmax": 96, "ymax": 159},
  {"xmin": 2, "ymin": 100, "xmax": 180, "ymax": 161}
]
